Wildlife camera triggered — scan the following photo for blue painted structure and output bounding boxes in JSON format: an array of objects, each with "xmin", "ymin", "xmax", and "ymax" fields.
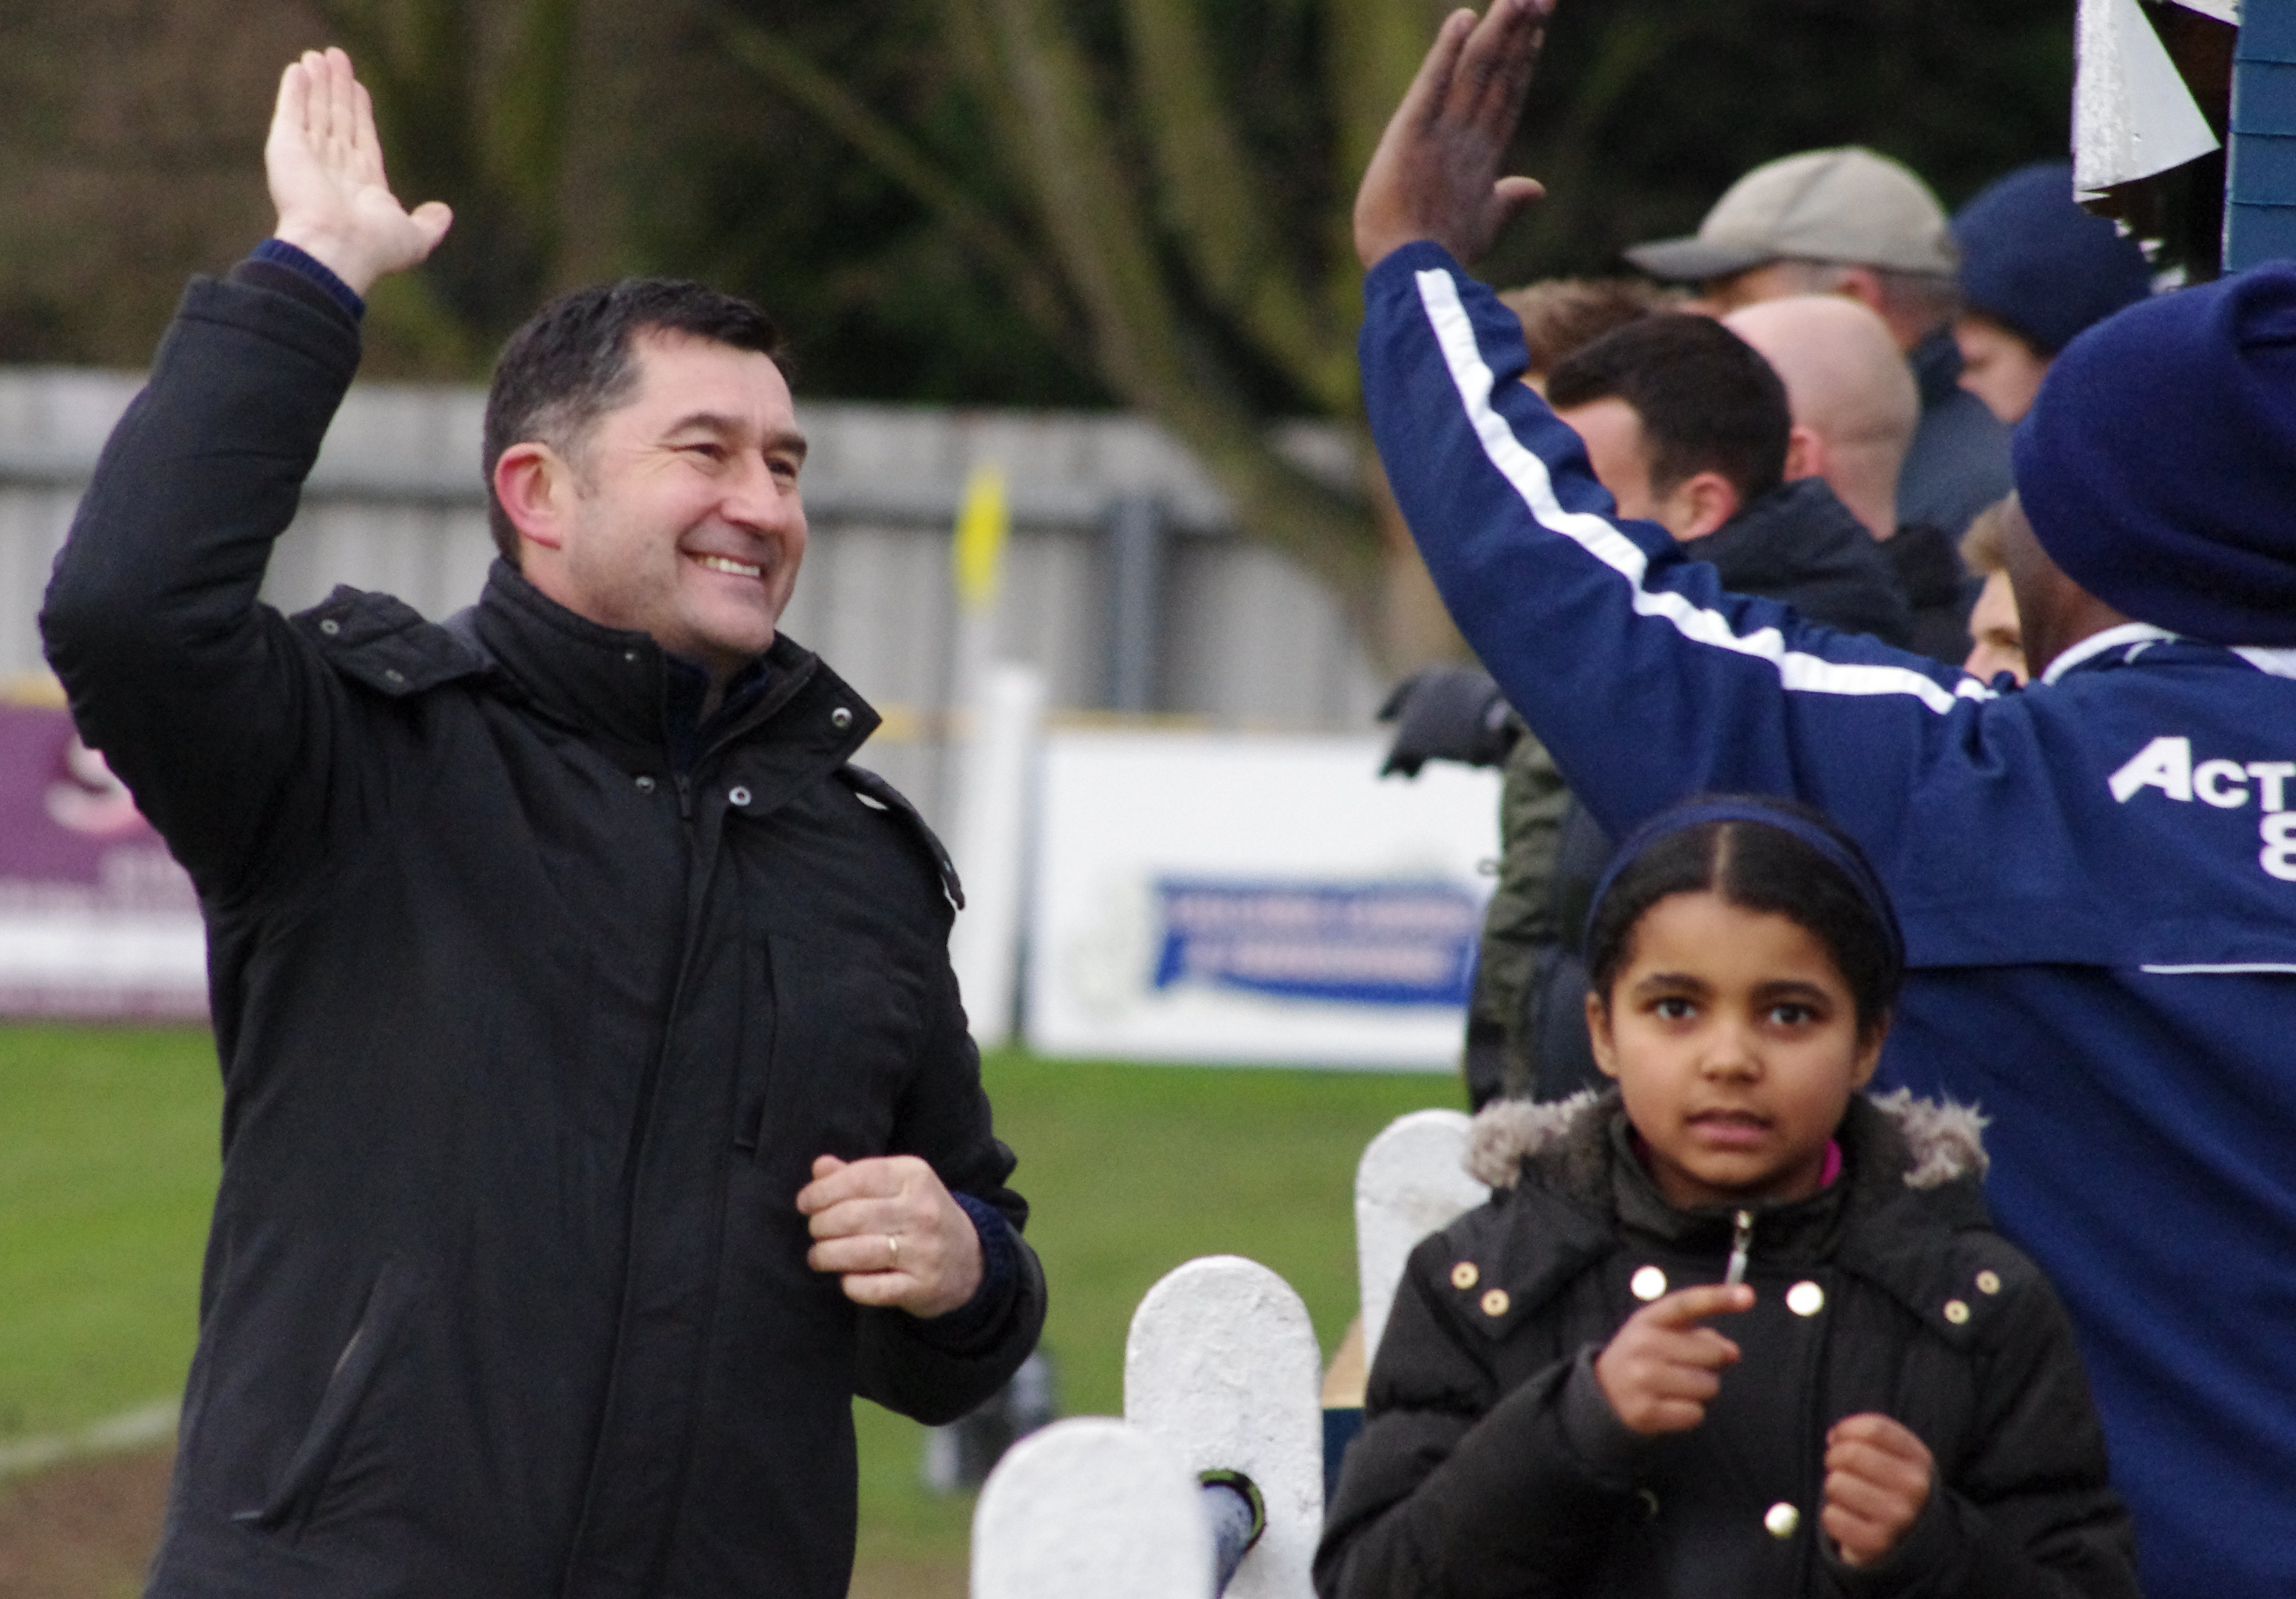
[{"xmin": 2227, "ymin": 2, "xmax": 2296, "ymax": 267}]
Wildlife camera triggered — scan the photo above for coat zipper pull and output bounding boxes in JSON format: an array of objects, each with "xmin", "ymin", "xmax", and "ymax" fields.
[{"xmin": 1724, "ymin": 1209, "xmax": 1755, "ymax": 1286}]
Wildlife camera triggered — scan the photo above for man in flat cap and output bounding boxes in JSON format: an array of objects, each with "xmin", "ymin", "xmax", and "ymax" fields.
[{"xmin": 1628, "ymin": 146, "xmax": 2010, "ymax": 544}]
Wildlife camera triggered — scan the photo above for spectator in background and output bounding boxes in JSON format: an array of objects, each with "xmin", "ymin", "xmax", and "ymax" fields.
[
  {"xmin": 1382, "ymin": 313, "xmax": 1915, "ymax": 1108},
  {"xmin": 1952, "ymin": 161, "xmax": 2155, "ymax": 426},
  {"xmin": 1497, "ymin": 276, "xmax": 1679, "ymax": 394},
  {"xmin": 1960, "ymin": 494, "xmax": 2031, "ymax": 684},
  {"xmin": 1722, "ymin": 295, "xmax": 1975, "ymax": 664},
  {"xmin": 1385, "ymin": 277, "xmax": 1671, "ymax": 1110},
  {"xmin": 1493, "ymin": 313, "xmax": 1912, "ymax": 1105},
  {"xmin": 1626, "ymin": 146, "xmax": 2011, "ymax": 540}
]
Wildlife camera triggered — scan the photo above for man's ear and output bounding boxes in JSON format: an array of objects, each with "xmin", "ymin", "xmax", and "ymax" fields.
[
  {"xmin": 1662, "ymin": 470, "xmax": 1741, "ymax": 541},
  {"xmin": 1782, "ymin": 424, "xmax": 1827, "ymax": 483},
  {"xmin": 492, "ymin": 442, "xmax": 573, "ymax": 553},
  {"xmin": 1585, "ymin": 991, "xmax": 1622, "ymax": 1081},
  {"xmin": 1831, "ymin": 265, "xmax": 1888, "ymax": 320}
]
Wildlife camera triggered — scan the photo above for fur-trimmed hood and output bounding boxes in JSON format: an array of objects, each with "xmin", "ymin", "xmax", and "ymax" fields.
[{"xmin": 1466, "ymin": 1086, "xmax": 1989, "ymax": 1195}]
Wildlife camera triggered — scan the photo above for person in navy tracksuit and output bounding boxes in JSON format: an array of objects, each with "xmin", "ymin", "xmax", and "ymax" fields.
[{"xmin": 1343, "ymin": 6, "xmax": 2296, "ymax": 1596}]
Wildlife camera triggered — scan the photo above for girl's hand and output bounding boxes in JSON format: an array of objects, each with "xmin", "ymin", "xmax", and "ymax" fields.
[
  {"xmin": 1823, "ymin": 1413, "xmax": 1934, "ymax": 1566},
  {"xmin": 1593, "ymin": 1282, "xmax": 1753, "ymax": 1435}
]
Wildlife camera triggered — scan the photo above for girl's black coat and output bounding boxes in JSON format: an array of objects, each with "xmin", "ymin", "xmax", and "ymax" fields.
[
  {"xmin": 40, "ymin": 271, "xmax": 1044, "ymax": 1598},
  {"xmin": 1315, "ymin": 1092, "xmax": 2138, "ymax": 1599}
]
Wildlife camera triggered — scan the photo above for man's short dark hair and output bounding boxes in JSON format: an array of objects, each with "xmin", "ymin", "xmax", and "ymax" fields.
[
  {"xmin": 1546, "ymin": 313, "xmax": 1790, "ymax": 506},
  {"xmin": 482, "ymin": 278, "xmax": 784, "ymax": 566}
]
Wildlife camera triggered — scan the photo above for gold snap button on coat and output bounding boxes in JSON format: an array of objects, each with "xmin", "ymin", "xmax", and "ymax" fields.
[
  {"xmin": 831, "ymin": 706, "xmax": 855, "ymax": 730},
  {"xmin": 1944, "ymin": 1298, "xmax": 1971, "ymax": 1324},
  {"xmin": 1764, "ymin": 1502, "xmax": 1800, "ymax": 1539},
  {"xmin": 1631, "ymin": 1265, "xmax": 1668, "ymax": 1302},
  {"xmin": 729, "ymin": 785, "xmax": 753, "ymax": 807},
  {"xmin": 1451, "ymin": 1261, "xmax": 1479, "ymax": 1291},
  {"xmin": 1975, "ymin": 1270, "xmax": 2002, "ymax": 1295},
  {"xmin": 1786, "ymin": 1281, "xmax": 1825, "ymax": 1317},
  {"xmin": 1480, "ymin": 1288, "xmax": 1510, "ymax": 1317}
]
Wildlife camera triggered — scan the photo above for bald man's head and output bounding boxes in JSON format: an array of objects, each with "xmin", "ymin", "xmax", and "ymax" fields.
[{"xmin": 1724, "ymin": 295, "xmax": 1918, "ymax": 541}]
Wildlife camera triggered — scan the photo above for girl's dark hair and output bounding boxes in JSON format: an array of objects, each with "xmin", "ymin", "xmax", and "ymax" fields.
[{"xmin": 1585, "ymin": 796, "xmax": 1903, "ymax": 1038}]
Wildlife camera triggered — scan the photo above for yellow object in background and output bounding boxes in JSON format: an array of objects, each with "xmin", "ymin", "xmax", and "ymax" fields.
[{"xmin": 952, "ymin": 461, "xmax": 1009, "ymax": 614}]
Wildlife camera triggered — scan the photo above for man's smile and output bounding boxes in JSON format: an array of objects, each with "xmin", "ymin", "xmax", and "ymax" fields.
[{"xmin": 692, "ymin": 553, "xmax": 763, "ymax": 579}]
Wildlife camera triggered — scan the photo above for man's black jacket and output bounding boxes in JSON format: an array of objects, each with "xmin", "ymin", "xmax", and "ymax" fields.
[{"xmin": 40, "ymin": 272, "xmax": 1044, "ymax": 1598}]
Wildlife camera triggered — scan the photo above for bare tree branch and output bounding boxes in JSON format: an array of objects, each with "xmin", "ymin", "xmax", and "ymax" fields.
[
  {"xmin": 1118, "ymin": 0, "xmax": 1351, "ymax": 411},
  {"xmin": 701, "ymin": 1, "xmax": 1085, "ymax": 358}
]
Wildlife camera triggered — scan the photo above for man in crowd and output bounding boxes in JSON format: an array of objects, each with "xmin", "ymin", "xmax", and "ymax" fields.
[
  {"xmin": 1388, "ymin": 311, "xmax": 1909, "ymax": 1105},
  {"xmin": 1627, "ymin": 145, "xmax": 2010, "ymax": 540},
  {"xmin": 1952, "ymin": 160, "xmax": 2155, "ymax": 427},
  {"xmin": 1351, "ymin": 3, "xmax": 2296, "ymax": 1593},
  {"xmin": 40, "ymin": 50, "xmax": 1043, "ymax": 1599},
  {"xmin": 1961, "ymin": 494, "xmax": 2032, "ymax": 684},
  {"xmin": 1721, "ymin": 295, "xmax": 1975, "ymax": 664}
]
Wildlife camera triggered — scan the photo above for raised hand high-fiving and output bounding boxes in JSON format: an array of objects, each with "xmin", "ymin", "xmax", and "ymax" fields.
[
  {"xmin": 1353, "ymin": 0, "xmax": 1554, "ymax": 271},
  {"xmin": 266, "ymin": 48, "xmax": 452, "ymax": 296}
]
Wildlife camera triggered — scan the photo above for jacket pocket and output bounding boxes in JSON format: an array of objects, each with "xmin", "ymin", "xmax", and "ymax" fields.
[
  {"xmin": 738, "ymin": 930, "xmax": 923, "ymax": 1160},
  {"xmin": 234, "ymin": 1258, "xmax": 419, "ymax": 1536}
]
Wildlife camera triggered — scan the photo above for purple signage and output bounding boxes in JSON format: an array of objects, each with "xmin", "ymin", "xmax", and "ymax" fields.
[{"xmin": 0, "ymin": 702, "xmax": 205, "ymax": 1020}]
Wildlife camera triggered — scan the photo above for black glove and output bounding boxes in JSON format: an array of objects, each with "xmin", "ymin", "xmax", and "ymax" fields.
[{"xmin": 1377, "ymin": 667, "xmax": 1517, "ymax": 776}]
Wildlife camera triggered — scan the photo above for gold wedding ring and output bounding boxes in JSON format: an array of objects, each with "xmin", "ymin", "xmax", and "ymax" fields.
[{"xmin": 886, "ymin": 1233, "xmax": 900, "ymax": 1269}]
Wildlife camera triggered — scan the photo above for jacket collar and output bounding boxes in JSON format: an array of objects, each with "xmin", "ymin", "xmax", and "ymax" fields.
[
  {"xmin": 1462, "ymin": 1089, "xmax": 1998, "ymax": 1330},
  {"xmin": 1678, "ymin": 477, "xmax": 1869, "ymax": 591},
  {"xmin": 1908, "ymin": 325, "xmax": 1966, "ymax": 410},
  {"xmin": 1468, "ymin": 1087, "xmax": 1992, "ymax": 1246},
  {"xmin": 468, "ymin": 559, "xmax": 871, "ymax": 778},
  {"xmin": 2039, "ymin": 621, "xmax": 2179, "ymax": 684}
]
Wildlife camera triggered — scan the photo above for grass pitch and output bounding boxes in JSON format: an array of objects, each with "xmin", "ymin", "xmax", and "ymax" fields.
[{"xmin": 0, "ymin": 1025, "xmax": 1456, "ymax": 1586}]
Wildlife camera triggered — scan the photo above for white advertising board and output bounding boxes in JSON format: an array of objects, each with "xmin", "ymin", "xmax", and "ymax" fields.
[{"xmin": 1025, "ymin": 732, "xmax": 1500, "ymax": 1069}]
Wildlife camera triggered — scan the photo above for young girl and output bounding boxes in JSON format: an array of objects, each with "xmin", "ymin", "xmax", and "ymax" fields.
[{"xmin": 1315, "ymin": 796, "xmax": 2139, "ymax": 1598}]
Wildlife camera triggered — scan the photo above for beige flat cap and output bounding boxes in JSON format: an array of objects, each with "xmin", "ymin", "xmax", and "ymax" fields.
[{"xmin": 1626, "ymin": 146, "xmax": 1959, "ymax": 281}]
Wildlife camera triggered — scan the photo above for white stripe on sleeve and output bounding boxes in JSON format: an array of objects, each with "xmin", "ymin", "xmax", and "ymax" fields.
[{"xmin": 1412, "ymin": 267, "xmax": 1992, "ymax": 718}]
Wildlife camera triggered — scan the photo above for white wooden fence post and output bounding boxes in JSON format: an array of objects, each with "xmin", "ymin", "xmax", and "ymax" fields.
[
  {"xmin": 971, "ymin": 1417, "xmax": 1213, "ymax": 1599},
  {"xmin": 1125, "ymin": 1255, "xmax": 1324, "ymax": 1599},
  {"xmin": 1355, "ymin": 1109, "xmax": 1489, "ymax": 1369}
]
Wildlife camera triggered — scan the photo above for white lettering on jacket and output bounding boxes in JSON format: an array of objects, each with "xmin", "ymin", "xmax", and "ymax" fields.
[
  {"xmin": 2109, "ymin": 737, "xmax": 2192, "ymax": 803},
  {"xmin": 2110, "ymin": 736, "xmax": 2296, "ymax": 881}
]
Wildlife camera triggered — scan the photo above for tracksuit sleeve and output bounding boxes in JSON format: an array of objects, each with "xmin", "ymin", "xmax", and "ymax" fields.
[
  {"xmin": 39, "ymin": 270, "xmax": 363, "ymax": 899},
  {"xmin": 1357, "ymin": 243, "xmax": 1995, "ymax": 850}
]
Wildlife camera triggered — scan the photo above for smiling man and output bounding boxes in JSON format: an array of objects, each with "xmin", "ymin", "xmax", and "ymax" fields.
[{"xmin": 39, "ymin": 49, "xmax": 1042, "ymax": 1599}]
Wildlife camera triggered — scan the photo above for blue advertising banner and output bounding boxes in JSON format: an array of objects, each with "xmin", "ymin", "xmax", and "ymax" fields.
[{"xmin": 1151, "ymin": 880, "xmax": 1480, "ymax": 1008}]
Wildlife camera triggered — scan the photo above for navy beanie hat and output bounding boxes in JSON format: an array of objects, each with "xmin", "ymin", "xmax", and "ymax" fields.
[
  {"xmin": 1953, "ymin": 162, "xmax": 2153, "ymax": 354},
  {"xmin": 2014, "ymin": 262, "xmax": 2296, "ymax": 646}
]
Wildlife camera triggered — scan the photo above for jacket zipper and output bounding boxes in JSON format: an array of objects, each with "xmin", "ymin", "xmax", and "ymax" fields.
[{"xmin": 1724, "ymin": 1208, "xmax": 1755, "ymax": 1286}]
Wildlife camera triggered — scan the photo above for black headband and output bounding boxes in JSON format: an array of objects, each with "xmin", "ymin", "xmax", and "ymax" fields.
[{"xmin": 1584, "ymin": 797, "xmax": 1905, "ymax": 973}]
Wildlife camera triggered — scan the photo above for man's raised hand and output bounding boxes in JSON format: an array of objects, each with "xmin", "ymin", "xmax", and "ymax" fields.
[
  {"xmin": 1353, "ymin": 0, "xmax": 1554, "ymax": 271},
  {"xmin": 267, "ymin": 48, "xmax": 451, "ymax": 296},
  {"xmin": 1593, "ymin": 1282, "xmax": 1753, "ymax": 1435}
]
